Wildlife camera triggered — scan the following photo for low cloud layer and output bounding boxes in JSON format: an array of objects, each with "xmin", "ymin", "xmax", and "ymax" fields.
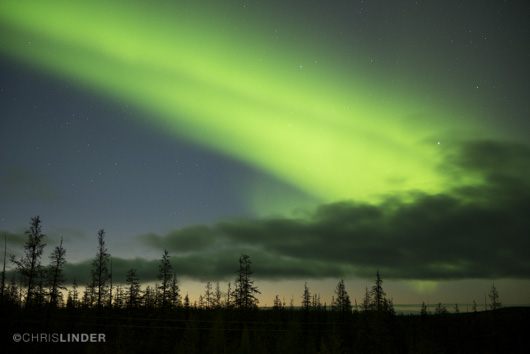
[
  {"xmin": 4, "ymin": 140, "xmax": 530, "ymax": 284},
  {"xmin": 135, "ymin": 139, "xmax": 530, "ymax": 282}
]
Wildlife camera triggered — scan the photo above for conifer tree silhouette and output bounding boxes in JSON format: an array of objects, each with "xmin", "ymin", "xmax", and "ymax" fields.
[
  {"xmin": 489, "ymin": 283, "xmax": 502, "ymax": 310},
  {"xmin": 10, "ymin": 216, "xmax": 46, "ymax": 307},
  {"xmin": 169, "ymin": 273, "xmax": 181, "ymax": 308},
  {"xmin": 68, "ymin": 277, "xmax": 79, "ymax": 309},
  {"xmin": 302, "ymin": 282, "xmax": 311, "ymax": 311},
  {"xmin": 125, "ymin": 268, "xmax": 141, "ymax": 308},
  {"xmin": 273, "ymin": 294, "xmax": 283, "ymax": 310},
  {"xmin": 332, "ymin": 279, "xmax": 351, "ymax": 313},
  {"xmin": 371, "ymin": 270, "xmax": 386, "ymax": 311},
  {"xmin": 369, "ymin": 270, "xmax": 394, "ymax": 313},
  {"xmin": 47, "ymin": 237, "xmax": 67, "ymax": 308},
  {"xmin": 361, "ymin": 286, "xmax": 371, "ymax": 312},
  {"xmin": 204, "ymin": 281, "xmax": 212, "ymax": 309},
  {"xmin": 157, "ymin": 249, "xmax": 173, "ymax": 308},
  {"xmin": 420, "ymin": 301, "xmax": 428, "ymax": 316},
  {"xmin": 213, "ymin": 281, "xmax": 222, "ymax": 308},
  {"xmin": 234, "ymin": 254, "xmax": 260, "ymax": 309},
  {"xmin": 91, "ymin": 229, "xmax": 110, "ymax": 308}
]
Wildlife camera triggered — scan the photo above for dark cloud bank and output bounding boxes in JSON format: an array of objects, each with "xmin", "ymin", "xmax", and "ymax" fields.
[{"xmin": 7, "ymin": 140, "xmax": 530, "ymax": 284}]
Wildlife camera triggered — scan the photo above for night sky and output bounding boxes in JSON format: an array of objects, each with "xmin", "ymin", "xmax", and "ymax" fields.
[{"xmin": 1, "ymin": 0, "xmax": 529, "ymax": 306}]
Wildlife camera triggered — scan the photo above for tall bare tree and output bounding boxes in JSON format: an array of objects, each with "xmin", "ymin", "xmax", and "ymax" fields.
[{"xmin": 1, "ymin": 234, "xmax": 6, "ymax": 303}]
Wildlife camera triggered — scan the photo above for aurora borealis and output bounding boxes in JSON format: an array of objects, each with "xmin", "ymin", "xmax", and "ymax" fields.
[
  {"xmin": 1, "ymin": 0, "xmax": 529, "ymax": 305},
  {"xmin": 0, "ymin": 0, "xmax": 486, "ymax": 204}
]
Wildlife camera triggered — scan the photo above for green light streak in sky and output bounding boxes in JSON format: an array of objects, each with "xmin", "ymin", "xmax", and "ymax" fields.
[{"xmin": 0, "ymin": 0, "xmax": 480, "ymax": 207}]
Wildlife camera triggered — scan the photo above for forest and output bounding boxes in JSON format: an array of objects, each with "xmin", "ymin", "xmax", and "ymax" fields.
[{"xmin": 1, "ymin": 216, "xmax": 528, "ymax": 353}]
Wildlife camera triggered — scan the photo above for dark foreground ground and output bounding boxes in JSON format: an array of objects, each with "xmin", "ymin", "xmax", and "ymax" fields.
[{"xmin": 1, "ymin": 306, "xmax": 528, "ymax": 354}]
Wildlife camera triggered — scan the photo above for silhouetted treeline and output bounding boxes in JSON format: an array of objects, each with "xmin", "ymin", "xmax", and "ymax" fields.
[
  {"xmin": 1, "ymin": 217, "xmax": 528, "ymax": 353},
  {"xmin": 2, "ymin": 300, "xmax": 529, "ymax": 353}
]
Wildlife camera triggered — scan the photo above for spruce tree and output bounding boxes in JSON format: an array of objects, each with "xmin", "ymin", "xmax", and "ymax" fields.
[
  {"xmin": 332, "ymin": 279, "xmax": 351, "ymax": 313},
  {"xmin": 69, "ymin": 278, "xmax": 79, "ymax": 309},
  {"xmin": 312, "ymin": 293, "xmax": 322, "ymax": 310},
  {"xmin": 488, "ymin": 283, "xmax": 502, "ymax": 310},
  {"xmin": 113, "ymin": 285, "xmax": 124, "ymax": 309},
  {"xmin": 214, "ymin": 281, "xmax": 222, "ymax": 308},
  {"xmin": 82, "ymin": 282, "xmax": 95, "ymax": 308},
  {"xmin": 273, "ymin": 295, "xmax": 283, "ymax": 310},
  {"xmin": 184, "ymin": 293, "xmax": 190, "ymax": 310},
  {"xmin": 370, "ymin": 270, "xmax": 386, "ymax": 312},
  {"xmin": 420, "ymin": 301, "xmax": 428, "ymax": 316},
  {"xmin": 301, "ymin": 282, "xmax": 311, "ymax": 311},
  {"xmin": 125, "ymin": 268, "xmax": 141, "ymax": 308},
  {"xmin": 369, "ymin": 270, "xmax": 393, "ymax": 313},
  {"xmin": 454, "ymin": 303, "xmax": 460, "ymax": 313},
  {"xmin": 170, "ymin": 273, "xmax": 181, "ymax": 308},
  {"xmin": 204, "ymin": 281, "xmax": 212, "ymax": 309},
  {"xmin": 6, "ymin": 274, "xmax": 20, "ymax": 306},
  {"xmin": 234, "ymin": 254, "xmax": 260, "ymax": 309},
  {"xmin": 225, "ymin": 282, "xmax": 232, "ymax": 308},
  {"xmin": 108, "ymin": 258, "xmax": 113, "ymax": 308},
  {"xmin": 47, "ymin": 237, "xmax": 67, "ymax": 308},
  {"xmin": 361, "ymin": 286, "xmax": 371, "ymax": 312},
  {"xmin": 435, "ymin": 302, "xmax": 448, "ymax": 315},
  {"xmin": 143, "ymin": 285, "xmax": 156, "ymax": 309},
  {"xmin": 157, "ymin": 249, "xmax": 172, "ymax": 307},
  {"xmin": 10, "ymin": 216, "xmax": 46, "ymax": 307},
  {"xmin": 91, "ymin": 229, "xmax": 110, "ymax": 308}
]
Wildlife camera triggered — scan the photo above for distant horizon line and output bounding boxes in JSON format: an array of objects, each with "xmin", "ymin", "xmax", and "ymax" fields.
[{"xmin": 258, "ymin": 304, "xmax": 530, "ymax": 308}]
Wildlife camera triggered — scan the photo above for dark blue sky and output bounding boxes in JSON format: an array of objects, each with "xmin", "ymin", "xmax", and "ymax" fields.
[{"xmin": 1, "ymin": 0, "xmax": 529, "ymax": 304}]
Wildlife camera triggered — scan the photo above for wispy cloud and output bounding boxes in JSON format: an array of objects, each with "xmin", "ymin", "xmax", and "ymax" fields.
[
  {"xmin": 0, "ymin": 230, "xmax": 26, "ymax": 247},
  {"xmin": 0, "ymin": 166, "xmax": 62, "ymax": 202}
]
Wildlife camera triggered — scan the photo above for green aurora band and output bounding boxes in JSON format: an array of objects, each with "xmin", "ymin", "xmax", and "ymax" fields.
[{"xmin": 0, "ymin": 0, "xmax": 485, "ymax": 209}]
